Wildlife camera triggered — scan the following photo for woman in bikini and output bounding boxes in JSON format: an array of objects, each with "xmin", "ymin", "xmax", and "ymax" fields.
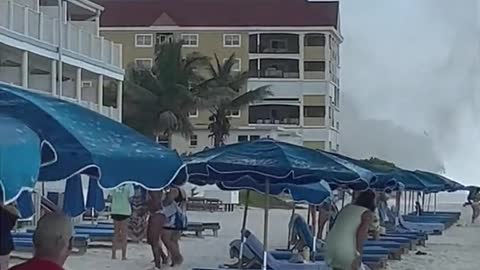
[
  {"xmin": 161, "ymin": 187, "xmax": 187, "ymax": 267},
  {"xmin": 146, "ymin": 191, "xmax": 168, "ymax": 268}
]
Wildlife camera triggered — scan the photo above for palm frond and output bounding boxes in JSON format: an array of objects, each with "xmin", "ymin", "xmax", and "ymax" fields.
[{"xmin": 229, "ymin": 85, "xmax": 272, "ymax": 109}]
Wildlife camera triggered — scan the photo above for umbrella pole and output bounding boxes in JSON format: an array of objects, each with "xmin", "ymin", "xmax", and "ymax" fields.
[
  {"xmin": 422, "ymin": 192, "xmax": 425, "ymax": 210},
  {"xmin": 434, "ymin": 193, "xmax": 437, "ymax": 214},
  {"xmin": 403, "ymin": 192, "xmax": 407, "ymax": 215},
  {"xmin": 427, "ymin": 194, "xmax": 432, "ymax": 212},
  {"xmin": 312, "ymin": 205, "xmax": 317, "ymax": 262},
  {"xmin": 238, "ymin": 190, "xmax": 250, "ymax": 269},
  {"xmin": 262, "ymin": 180, "xmax": 270, "ymax": 270}
]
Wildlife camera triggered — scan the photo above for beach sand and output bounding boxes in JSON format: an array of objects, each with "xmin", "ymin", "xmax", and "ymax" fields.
[{"xmin": 10, "ymin": 203, "xmax": 480, "ymax": 270}]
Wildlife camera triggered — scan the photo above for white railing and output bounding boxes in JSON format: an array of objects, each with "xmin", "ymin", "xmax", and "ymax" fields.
[{"xmin": 0, "ymin": 0, "xmax": 122, "ymax": 69}]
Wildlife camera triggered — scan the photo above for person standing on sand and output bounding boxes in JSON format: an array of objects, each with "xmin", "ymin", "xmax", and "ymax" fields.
[
  {"xmin": 9, "ymin": 213, "xmax": 73, "ymax": 270},
  {"xmin": 463, "ymin": 187, "xmax": 480, "ymax": 224},
  {"xmin": 0, "ymin": 203, "xmax": 19, "ymax": 270},
  {"xmin": 109, "ymin": 183, "xmax": 134, "ymax": 260},
  {"xmin": 146, "ymin": 191, "xmax": 168, "ymax": 269},
  {"xmin": 128, "ymin": 186, "xmax": 148, "ymax": 243},
  {"xmin": 325, "ymin": 190, "xmax": 376, "ymax": 270},
  {"xmin": 161, "ymin": 187, "xmax": 187, "ymax": 267}
]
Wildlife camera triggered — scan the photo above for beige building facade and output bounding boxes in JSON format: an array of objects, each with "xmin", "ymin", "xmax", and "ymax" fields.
[{"xmin": 100, "ymin": 0, "xmax": 341, "ymax": 154}]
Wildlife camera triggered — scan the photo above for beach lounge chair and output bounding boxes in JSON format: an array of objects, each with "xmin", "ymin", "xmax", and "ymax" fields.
[
  {"xmin": 13, "ymin": 232, "xmax": 89, "ymax": 254},
  {"xmin": 286, "ymin": 214, "xmax": 403, "ymax": 259},
  {"xmin": 243, "ymin": 230, "xmax": 375, "ymax": 270},
  {"xmin": 384, "ymin": 208, "xmax": 444, "ymax": 235}
]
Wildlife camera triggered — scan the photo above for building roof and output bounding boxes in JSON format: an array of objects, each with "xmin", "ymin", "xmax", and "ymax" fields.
[{"xmin": 99, "ymin": 0, "xmax": 339, "ymax": 28}]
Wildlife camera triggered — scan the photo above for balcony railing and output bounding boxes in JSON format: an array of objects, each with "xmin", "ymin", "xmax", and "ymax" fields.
[{"xmin": 0, "ymin": 0, "xmax": 122, "ymax": 69}]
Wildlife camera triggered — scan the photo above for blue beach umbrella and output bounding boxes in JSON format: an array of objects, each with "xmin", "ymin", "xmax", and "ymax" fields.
[
  {"xmin": 218, "ymin": 177, "xmax": 332, "ymax": 205},
  {"xmin": 0, "ymin": 115, "xmax": 41, "ymax": 204},
  {"xmin": 185, "ymin": 139, "xmax": 374, "ymax": 189},
  {"xmin": 63, "ymin": 175, "xmax": 86, "ymax": 217},
  {"xmin": 413, "ymin": 171, "xmax": 464, "ymax": 192},
  {"xmin": 86, "ymin": 177, "xmax": 105, "ymax": 212},
  {"xmin": 0, "ymin": 82, "xmax": 185, "ymax": 190}
]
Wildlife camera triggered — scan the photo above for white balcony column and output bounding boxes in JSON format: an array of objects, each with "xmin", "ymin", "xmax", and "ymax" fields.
[
  {"xmin": 97, "ymin": 74, "xmax": 103, "ymax": 112},
  {"xmin": 21, "ymin": 51, "xmax": 28, "ymax": 88},
  {"xmin": 116, "ymin": 81, "xmax": 123, "ymax": 121},
  {"xmin": 7, "ymin": 1, "xmax": 14, "ymax": 29},
  {"xmin": 75, "ymin": 68, "xmax": 82, "ymax": 102},
  {"xmin": 299, "ymin": 96, "xmax": 304, "ymax": 127},
  {"xmin": 38, "ymin": 13, "xmax": 44, "ymax": 40},
  {"xmin": 299, "ymin": 33, "xmax": 305, "ymax": 80},
  {"xmin": 50, "ymin": 59, "xmax": 57, "ymax": 95},
  {"xmin": 23, "ymin": 7, "xmax": 29, "ymax": 34}
]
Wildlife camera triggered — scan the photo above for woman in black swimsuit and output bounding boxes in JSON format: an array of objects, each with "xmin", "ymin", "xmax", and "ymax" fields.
[{"xmin": 146, "ymin": 191, "xmax": 168, "ymax": 268}]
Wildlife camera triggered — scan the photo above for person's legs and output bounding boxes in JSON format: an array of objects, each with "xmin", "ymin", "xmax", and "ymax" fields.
[
  {"xmin": 317, "ymin": 209, "xmax": 330, "ymax": 239},
  {"xmin": 147, "ymin": 215, "xmax": 162, "ymax": 268},
  {"xmin": 161, "ymin": 229, "xmax": 181, "ymax": 266},
  {"xmin": 112, "ymin": 219, "xmax": 120, "ymax": 259},
  {"xmin": 0, "ymin": 254, "xmax": 10, "ymax": 270},
  {"xmin": 169, "ymin": 230, "xmax": 183, "ymax": 266},
  {"xmin": 120, "ymin": 219, "xmax": 129, "ymax": 260}
]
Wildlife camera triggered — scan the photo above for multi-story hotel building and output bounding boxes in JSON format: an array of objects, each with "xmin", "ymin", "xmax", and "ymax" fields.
[
  {"xmin": 100, "ymin": 0, "xmax": 341, "ymax": 154},
  {"xmin": 0, "ymin": 0, "xmax": 124, "ymax": 121}
]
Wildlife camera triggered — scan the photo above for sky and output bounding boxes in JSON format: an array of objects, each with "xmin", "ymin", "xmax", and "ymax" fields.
[{"xmin": 339, "ymin": 0, "xmax": 480, "ymax": 185}]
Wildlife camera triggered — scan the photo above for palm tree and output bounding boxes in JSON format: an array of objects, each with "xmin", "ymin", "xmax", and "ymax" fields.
[
  {"xmin": 123, "ymin": 41, "xmax": 217, "ymax": 143},
  {"xmin": 205, "ymin": 54, "xmax": 272, "ymax": 147}
]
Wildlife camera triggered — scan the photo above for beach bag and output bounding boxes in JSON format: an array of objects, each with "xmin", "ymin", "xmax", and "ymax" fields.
[{"xmin": 174, "ymin": 207, "xmax": 188, "ymax": 230}]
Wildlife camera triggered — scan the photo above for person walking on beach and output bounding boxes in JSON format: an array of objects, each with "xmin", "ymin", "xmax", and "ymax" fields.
[
  {"xmin": 128, "ymin": 186, "xmax": 148, "ymax": 243},
  {"xmin": 325, "ymin": 190, "xmax": 376, "ymax": 270},
  {"xmin": 309, "ymin": 202, "xmax": 333, "ymax": 239},
  {"xmin": 0, "ymin": 203, "xmax": 19, "ymax": 270},
  {"xmin": 109, "ymin": 183, "xmax": 134, "ymax": 260},
  {"xmin": 161, "ymin": 187, "xmax": 187, "ymax": 267},
  {"xmin": 9, "ymin": 213, "xmax": 73, "ymax": 270},
  {"xmin": 463, "ymin": 187, "xmax": 480, "ymax": 223},
  {"xmin": 146, "ymin": 191, "xmax": 168, "ymax": 269}
]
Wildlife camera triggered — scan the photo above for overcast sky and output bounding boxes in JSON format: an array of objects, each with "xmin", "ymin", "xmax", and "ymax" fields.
[{"xmin": 340, "ymin": 0, "xmax": 480, "ymax": 185}]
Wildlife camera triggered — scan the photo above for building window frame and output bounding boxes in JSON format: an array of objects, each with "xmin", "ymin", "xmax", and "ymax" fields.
[
  {"xmin": 226, "ymin": 109, "xmax": 241, "ymax": 118},
  {"xmin": 304, "ymin": 105, "xmax": 326, "ymax": 118},
  {"xmin": 135, "ymin": 34, "xmax": 154, "ymax": 48},
  {"xmin": 305, "ymin": 34, "xmax": 326, "ymax": 47},
  {"xmin": 189, "ymin": 134, "xmax": 198, "ymax": 147},
  {"xmin": 224, "ymin": 58, "xmax": 242, "ymax": 72},
  {"xmin": 223, "ymin": 34, "xmax": 241, "ymax": 47},
  {"xmin": 188, "ymin": 108, "xmax": 199, "ymax": 118},
  {"xmin": 134, "ymin": 58, "xmax": 153, "ymax": 69},
  {"xmin": 181, "ymin": 34, "xmax": 199, "ymax": 47},
  {"xmin": 81, "ymin": 81, "xmax": 93, "ymax": 88}
]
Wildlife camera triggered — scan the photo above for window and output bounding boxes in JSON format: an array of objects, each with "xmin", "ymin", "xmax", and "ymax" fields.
[
  {"xmin": 304, "ymin": 61, "xmax": 325, "ymax": 72},
  {"xmin": 188, "ymin": 108, "xmax": 198, "ymax": 118},
  {"xmin": 329, "ymin": 141, "xmax": 332, "ymax": 151},
  {"xmin": 224, "ymin": 34, "xmax": 241, "ymax": 47},
  {"xmin": 304, "ymin": 106, "xmax": 326, "ymax": 118},
  {"xmin": 238, "ymin": 135, "xmax": 259, "ymax": 142},
  {"xmin": 305, "ymin": 34, "xmax": 326, "ymax": 46},
  {"xmin": 250, "ymin": 135, "xmax": 260, "ymax": 141},
  {"xmin": 81, "ymin": 81, "xmax": 93, "ymax": 88},
  {"xmin": 189, "ymin": 135, "xmax": 198, "ymax": 146},
  {"xmin": 135, "ymin": 34, "xmax": 153, "ymax": 47},
  {"xmin": 181, "ymin": 34, "xmax": 199, "ymax": 47},
  {"xmin": 270, "ymin": 39, "xmax": 287, "ymax": 50},
  {"xmin": 155, "ymin": 135, "xmax": 169, "ymax": 148},
  {"xmin": 226, "ymin": 109, "xmax": 241, "ymax": 117},
  {"xmin": 157, "ymin": 33, "xmax": 174, "ymax": 45},
  {"xmin": 238, "ymin": 135, "xmax": 249, "ymax": 142},
  {"xmin": 135, "ymin": 58, "xmax": 153, "ymax": 69},
  {"xmin": 224, "ymin": 58, "xmax": 241, "ymax": 72}
]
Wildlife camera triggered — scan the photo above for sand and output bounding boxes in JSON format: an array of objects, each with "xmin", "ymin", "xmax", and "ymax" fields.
[{"xmin": 10, "ymin": 203, "xmax": 480, "ymax": 270}]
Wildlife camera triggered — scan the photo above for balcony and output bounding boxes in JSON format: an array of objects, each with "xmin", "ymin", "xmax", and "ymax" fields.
[
  {"xmin": 249, "ymin": 34, "xmax": 299, "ymax": 54},
  {"xmin": 249, "ymin": 59, "xmax": 299, "ymax": 79},
  {"xmin": 0, "ymin": 0, "xmax": 123, "ymax": 70},
  {"xmin": 249, "ymin": 104, "xmax": 300, "ymax": 125}
]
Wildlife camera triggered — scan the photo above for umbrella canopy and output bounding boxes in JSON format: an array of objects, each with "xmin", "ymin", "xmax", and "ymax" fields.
[
  {"xmin": 218, "ymin": 177, "xmax": 332, "ymax": 205},
  {"xmin": 327, "ymin": 152, "xmax": 443, "ymax": 191},
  {"xmin": 0, "ymin": 115, "xmax": 41, "ymax": 204},
  {"xmin": 414, "ymin": 171, "xmax": 464, "ymax": 192},
  {"xmin": 185, "ymin": 139, "xmax": 374, "ymax": 189},
  {"xmin": 0, "ymin": 83, "xmax": 185, "ymax": 190}
]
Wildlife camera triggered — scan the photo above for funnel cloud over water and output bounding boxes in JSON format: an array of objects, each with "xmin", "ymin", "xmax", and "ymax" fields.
[{"xmin": 340, "ymin": 0, "xmax": 480, "ymax": 184}]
